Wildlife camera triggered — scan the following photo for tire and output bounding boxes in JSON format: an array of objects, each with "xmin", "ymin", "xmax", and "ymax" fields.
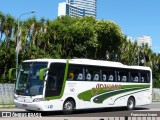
[
  {"xmin": 127, "ymin": 97, "xmax": 135, "ymax": 110},
  {"xmin": 63, "ymin": 100, "xmax": 75, "ymax": 114}
]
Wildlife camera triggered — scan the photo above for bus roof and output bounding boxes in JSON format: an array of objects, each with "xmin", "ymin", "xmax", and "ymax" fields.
[{"xmin": 23, "ymin": 58, "xmax": 151, "ymax": 71}]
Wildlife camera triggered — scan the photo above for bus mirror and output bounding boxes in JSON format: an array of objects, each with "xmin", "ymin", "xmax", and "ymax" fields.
[
  {"xmin": 39, "ymin": 68, "xmax": 49, "ymax": 81},
  {"xmin": 8, "ymin": 68, "xmax": 16, "ymax": 80}
]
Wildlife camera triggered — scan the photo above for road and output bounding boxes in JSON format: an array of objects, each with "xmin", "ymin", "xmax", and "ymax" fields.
[
  {"xmin": 42, "ymin": 102, "xmax": 160, "ymax": 117},
  {"xmin": 0, "ymin": 102, "xmax": 160, "ymax": 119}
]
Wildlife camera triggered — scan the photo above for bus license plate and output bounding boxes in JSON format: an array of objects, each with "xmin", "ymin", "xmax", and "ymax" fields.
[{"xmin": 22, "ymin": 104, "xmax": 27, "ymax": 107}]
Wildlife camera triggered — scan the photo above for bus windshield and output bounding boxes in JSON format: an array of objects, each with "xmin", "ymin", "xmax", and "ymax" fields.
[{"xmin": 15, "ymin": 62, "xmax": 48, "ymax": 96}]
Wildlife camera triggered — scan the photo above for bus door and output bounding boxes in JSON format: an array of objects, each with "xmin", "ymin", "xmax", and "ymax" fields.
[{"xmin": 45, "ymin": 63, "xmax": 66, "ymax": 98}]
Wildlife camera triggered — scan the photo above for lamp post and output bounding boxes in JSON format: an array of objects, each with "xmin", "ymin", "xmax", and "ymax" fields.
[
  {"xmin": 138, "ymin": 46, "xmax": 139, "ymax": 66},
  {"xmin": 16, "ymin": 10, "xmax": 36, "ymax": 78}
]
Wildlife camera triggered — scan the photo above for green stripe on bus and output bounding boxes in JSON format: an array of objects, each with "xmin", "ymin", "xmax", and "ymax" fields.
[
  {"xmin": 77, "ymin": 84, "xmax": 150, "ymax": 102},
  {"xmin": 93, "ymin": 86, "xmax": 149, "ymax": 103},
  {"xmin": 45, "ymin": 59, "xmax": 69, "ymax": 100}
]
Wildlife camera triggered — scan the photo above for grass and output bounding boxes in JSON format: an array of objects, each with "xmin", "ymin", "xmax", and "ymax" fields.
[{"xmin": 0, "ymin": 97, "xmax": 14, "ymax": 108}]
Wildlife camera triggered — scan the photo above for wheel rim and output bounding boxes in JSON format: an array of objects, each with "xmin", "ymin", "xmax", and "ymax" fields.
[
  {"xmin": 64, "ymin": 101, "xmax": 73, "ymax": 111},
  {"xmin": 128, "ymin": 99, "xmax": 134, "ymax": 109}
]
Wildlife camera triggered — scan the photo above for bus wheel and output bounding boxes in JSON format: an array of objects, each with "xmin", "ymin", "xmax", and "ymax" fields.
[
  {"xmin": 63, "ymin": 100, "xmax": 75, "ymax": 114},
  {"xmin": 127, "ymin": 97, "xmax": 135, "ymax": 110}
]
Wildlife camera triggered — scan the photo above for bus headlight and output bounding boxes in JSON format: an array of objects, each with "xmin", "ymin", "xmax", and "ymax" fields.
[
  {"xmin": 14, "ymin": 95, "xmax": 18, "ymax": 100},
  {"xmin": 33, "ymin": 98, "xmax": 44, "ymax": 102}
]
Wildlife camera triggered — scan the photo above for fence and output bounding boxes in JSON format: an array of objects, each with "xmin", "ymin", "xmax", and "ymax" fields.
[
  {"xmin": 0, "ymin": 84, "xmax": 14, "ymax": 105},
  {"xmin": 152, "ymin": 88, "xmax": 160, "ymax": 101}
]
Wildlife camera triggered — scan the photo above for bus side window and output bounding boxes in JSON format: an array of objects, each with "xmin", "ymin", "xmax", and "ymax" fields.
[
  {"xmin": 85, "ymin": 67, "xmax": 100, "ymax": 81},
  {"xmin": 102, "ymin": 69, "xmax": 115, "ymax": 82},
  {"xmin": 93, "ymin": 74, "xmax": 99, "ymax": 81},
  {"xmin": 122, "ymin": 76, "xmax": 127, "ymax": 82},
  {"xmin": 77, "ymin": 73, "xmax": 83, "ymax": 80},
  {"xmin": 147, "ymin": 72, "xmax": 150, "ymax": 83},
  {"xmin": 86, "ymin": 73, "xmax": 91, "ymax": 81},
  {"xmin": 68, "ymin": 64, "xmax": 84, "ymax": 81},
  {"xmin": 130, "ymin": 71, "xmax": 140, "ymax": 83},
  {"xmin": 140, "ymin": 71, "xmax": 149, "ymax": 83},
  {"xmin": 118, "ymin": 75, "xmax": 120, "ymax": 82},
  {"xmin": 134, "ymin": 76, "xmax": 139, "ymax": 82},
  {"xmin": 117, "ymin": 69, "xmax": 129, "ymax": 82},
  {"xmin": 108, "ymin": 75, "xmax": 113, "ymax": 81},
  {"xmin": 141, "ymin": 77, "xmax": 145, "ymax": 83},
  {"xmin": 103, "ymin": 74, "xmax": 106, "ymax": 81}
]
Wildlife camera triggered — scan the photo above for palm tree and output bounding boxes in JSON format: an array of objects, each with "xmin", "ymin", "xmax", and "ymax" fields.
[
  {"xmin": 24, "ymin": 17, "xmax": 36, "ymax": 46},
  {"xmin": 130, "ymin": 41, "xmax": 139, "ymax": 65},
  {"xmin": 0, "ymin": 11, "xmax": 5, "ymax": 42},
  {"xmin": 119, "ymin": 36, "xmax": 129, "ymax": 64},
  {"xmin": 36, "ymin": 17, "xmax": 46, "ymax": 47},
  {"xmin": 4, "ymin": 14, "xmax": 15, "ymax": 46}
]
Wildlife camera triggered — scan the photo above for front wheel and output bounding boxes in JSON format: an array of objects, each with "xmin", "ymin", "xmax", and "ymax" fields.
[
  {"xmin": 63, "ymin": 100, "xmax": 75, "ymax": 114},
  {"xmin": 127, "ymin": 97, "xmax": 135, "ymax": 110}
]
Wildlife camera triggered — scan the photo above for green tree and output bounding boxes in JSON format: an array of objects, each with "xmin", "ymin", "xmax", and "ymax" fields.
[{"xmin": 95, "ymin": 20, "xmax": 123, "ymax": 60}]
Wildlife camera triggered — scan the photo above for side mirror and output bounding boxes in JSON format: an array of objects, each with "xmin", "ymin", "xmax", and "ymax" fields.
[
  {"xmin": 8, "ymin": 68, "xmax": 16, "ymax": 80},
  {"xmin": 39, "ymin": 68, "xmax": 49, "ymax": 81}
]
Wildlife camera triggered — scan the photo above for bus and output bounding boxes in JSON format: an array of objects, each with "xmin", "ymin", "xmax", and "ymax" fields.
[{"xmin": 12, "ymin": 59, "xmax": 152, "ymax": 113}]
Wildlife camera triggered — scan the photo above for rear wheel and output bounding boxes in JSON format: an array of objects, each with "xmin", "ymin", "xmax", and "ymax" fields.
[
  {"xmin": 63, "ymin": 100, "xmax": 75, "ymax": 114},
  {"xmin": 127, "ymin": 97, "xmax": 135, "ymax": 110}
]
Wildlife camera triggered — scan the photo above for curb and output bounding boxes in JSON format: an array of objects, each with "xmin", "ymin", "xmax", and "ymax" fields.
[{"xmin": 0, "ymin": 105, "xmax": 15, "ymax": 108}]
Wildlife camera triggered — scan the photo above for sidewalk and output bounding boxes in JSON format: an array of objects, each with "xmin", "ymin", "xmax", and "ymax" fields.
[
  {"xmin": 0, "ymin": 105, "xmax": 15, "ymax": 108},
  {"xmin": 0, "ymin": 107, "xmax": 25, "ymax": 111},
  {"xmin": 0, "ymin": 105, "xmax": 25, "ymax": 111},
  {"xmin": 0, "ymin": 108, "xmax": 25, "ymax": 111}
]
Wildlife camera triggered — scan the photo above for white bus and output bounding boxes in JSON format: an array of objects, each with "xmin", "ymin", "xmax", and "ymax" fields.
[{"xmin": 12, "ymin": 59, "xmax": 152, "ymax": 113}]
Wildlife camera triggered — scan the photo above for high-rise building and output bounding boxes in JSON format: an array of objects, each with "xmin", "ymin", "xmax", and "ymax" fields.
[
  {"xmin": 135, "ymin": 35, "xmax": 152, "ymax": 48},
  {"xmin": 58, "ymin": 2, "xmax": 85, "ymax": 18},
  {"xmin": 58, "ymin": 0, "xmax": 97, "ymax": 18},
  {"xmin": 67, "ymin": 0, "xmax": 97, "ymax": 18}
]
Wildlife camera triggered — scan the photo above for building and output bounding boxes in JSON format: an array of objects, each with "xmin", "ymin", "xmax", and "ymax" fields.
[
  {"xmin": 67, "ymin": 0, "xmax": 97, "ymax": 18},
  {"xmin": 58, "ymin": 0, "xmax": 97, "ymax": 18},
  {"xmin": 135, "ymin": 35, "xmax": 152, "ymax": 48},
  {"xmin": 58, "ymin": 2, "xmax": 85, "ymax": 18},
  {"xmin": 126, "ymin": 36, "xmax": 134, "ymax": 43}
]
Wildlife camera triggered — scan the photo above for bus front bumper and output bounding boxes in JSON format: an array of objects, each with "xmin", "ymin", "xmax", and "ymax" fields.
[{"xmin": 14, "ymin": 100, "xmax": 61, "ymax": 111}]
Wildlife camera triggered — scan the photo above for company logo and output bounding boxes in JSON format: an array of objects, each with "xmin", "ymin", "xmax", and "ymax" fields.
[{"xmin": 91, "ymin": 84, "xmax": 121, "ymax": 95}]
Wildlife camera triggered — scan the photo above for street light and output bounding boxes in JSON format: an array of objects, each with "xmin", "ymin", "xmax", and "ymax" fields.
[{"xmin": 16, "ymin": 10, "xmax": 36, "ymax": 78}]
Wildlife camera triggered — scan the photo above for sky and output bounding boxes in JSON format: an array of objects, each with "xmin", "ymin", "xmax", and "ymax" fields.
[{"xmin": 0, "ymin": 0, "xmax": 160, "ymax": 53}]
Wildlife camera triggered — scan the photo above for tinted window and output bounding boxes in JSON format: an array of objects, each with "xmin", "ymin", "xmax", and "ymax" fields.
[
  {"xmin": 140, "ymin": 71, "xmax": 150, "ymax": 83},
  {"xmin": 45, "ymin": 63, "xmax": 66, "ymax": 97},
  {"xmin": 130, "ymin": 70, "xmax": 140, "ymax": 83},
  {"xmin": 67, "ymin": 64, "xmax": 84, "ymax": 81},
  {"xmin": 117, "ymin": 69, "xmax": 129, "ymax": 82},
  {"xmin": 85, "ymin": 66, "xmax": 100, "ymax": 81},
  {"xmin": 102, "ymin": 67, "xmax": 115, "ymax": 82}
]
